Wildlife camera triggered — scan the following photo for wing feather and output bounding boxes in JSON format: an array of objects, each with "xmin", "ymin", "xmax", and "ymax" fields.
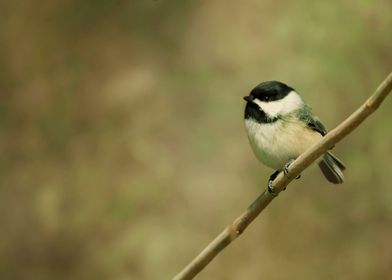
[{"xmin": 297, "ymin": 105, "xmax": 327, "ymax": 136}]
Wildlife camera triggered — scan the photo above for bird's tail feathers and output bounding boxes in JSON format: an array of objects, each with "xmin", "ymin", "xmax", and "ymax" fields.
[{"xmin": 318, "ymin": 152, "xmax": 346, "ymax": 184}]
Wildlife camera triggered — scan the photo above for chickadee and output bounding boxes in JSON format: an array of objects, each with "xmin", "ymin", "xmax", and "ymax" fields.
[{"xmin": 243, "ymin": 81, "xmax": 345, "ymax": 194}]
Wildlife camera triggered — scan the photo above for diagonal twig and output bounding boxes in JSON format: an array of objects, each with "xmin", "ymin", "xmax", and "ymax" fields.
[{"xmin": 173, "ymin": 72, "xmax": 392, "ymax": 280}]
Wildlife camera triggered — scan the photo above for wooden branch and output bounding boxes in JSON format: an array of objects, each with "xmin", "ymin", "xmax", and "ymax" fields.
[{"xmin": 173, "ymin": 72, "xmax": 392, "ymax": 280}]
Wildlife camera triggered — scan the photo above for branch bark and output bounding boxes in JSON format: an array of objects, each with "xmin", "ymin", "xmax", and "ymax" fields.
[{"xmin": 173, "ymin": 72, "xmax": 392, "ymax": 280}]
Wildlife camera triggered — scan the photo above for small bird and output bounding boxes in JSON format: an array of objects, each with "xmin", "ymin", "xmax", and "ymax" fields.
[{"xmin": 243, "ymin": 81, "xmax": 345, "ymax": 194}]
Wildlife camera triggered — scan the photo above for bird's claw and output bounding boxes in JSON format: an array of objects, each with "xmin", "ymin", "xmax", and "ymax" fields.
[
  {"xmin": 268, "ymin": 178, "xmax": 287, "ymax": 196},
  {"xmin": 283, "ymin": 159, "xmax": 301, "ymax": 180},
  {"xmin": 268, "ymin": 179, "xmax": 278, "ymax": 197},
  {"xmin": 267, "ymin": 170, "xmax": 280, "ymax": 197},
  {"xmin": 283, "ymin": 160, "xmax": 294, "ymax": 178}
]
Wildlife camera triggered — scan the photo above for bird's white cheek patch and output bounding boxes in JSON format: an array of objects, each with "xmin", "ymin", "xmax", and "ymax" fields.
[{"xmin": 254, "ymin": 91, "xmax": 303, "ymax": 117}]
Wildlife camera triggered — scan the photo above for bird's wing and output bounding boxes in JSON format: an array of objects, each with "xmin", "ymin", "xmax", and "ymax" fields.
[
  {"xmin": 306, "ymin": 116, "xmax": 327, "ymax": 136},
  {"xmin": 297, "ymin": 106, "xmax": 327, "ymax": 136}
]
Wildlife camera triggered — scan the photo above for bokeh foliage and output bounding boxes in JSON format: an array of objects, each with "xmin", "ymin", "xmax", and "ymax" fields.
[{"xmin": 1, "ymin": 1, "xmax": 391, "ymax": 279}]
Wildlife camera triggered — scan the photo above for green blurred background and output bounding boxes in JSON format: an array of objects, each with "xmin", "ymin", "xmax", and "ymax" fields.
[{"xmin": 1, "ymin": 1, "xmax": 392, "ymax": 279}]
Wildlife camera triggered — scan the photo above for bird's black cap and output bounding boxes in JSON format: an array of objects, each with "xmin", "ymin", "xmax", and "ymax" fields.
[{"xmin": 246, "ymin": 81, "xmax": 294, "ymax": 102}]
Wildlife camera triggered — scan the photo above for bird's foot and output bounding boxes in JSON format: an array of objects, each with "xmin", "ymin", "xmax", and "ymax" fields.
[
  {"xmin": 267, "ymin": 170, "xmax": 280, "ymax": 197},
  {"xmin": 268, "ymin": 179, "xmax": 278, "ymax": 197},
  {"xmin": 283, "ymin": 159, "xmax": 301, "ymax": 180}
]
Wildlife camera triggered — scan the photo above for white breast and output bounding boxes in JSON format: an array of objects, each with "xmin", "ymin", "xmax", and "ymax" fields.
[{"xmin": 244, "ymin": 117, "xmax": 322, "ymax": 170}]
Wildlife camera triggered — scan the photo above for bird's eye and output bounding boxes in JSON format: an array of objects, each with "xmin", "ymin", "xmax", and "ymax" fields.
[{"xmin": 263, "ymin": 96, "xmax": 270, "ymax": 101}]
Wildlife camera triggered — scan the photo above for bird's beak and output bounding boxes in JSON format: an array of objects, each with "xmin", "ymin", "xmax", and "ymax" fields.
[{"xmin": 243, "ymin": 95, "xmax": 254, "ymax": 103}]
